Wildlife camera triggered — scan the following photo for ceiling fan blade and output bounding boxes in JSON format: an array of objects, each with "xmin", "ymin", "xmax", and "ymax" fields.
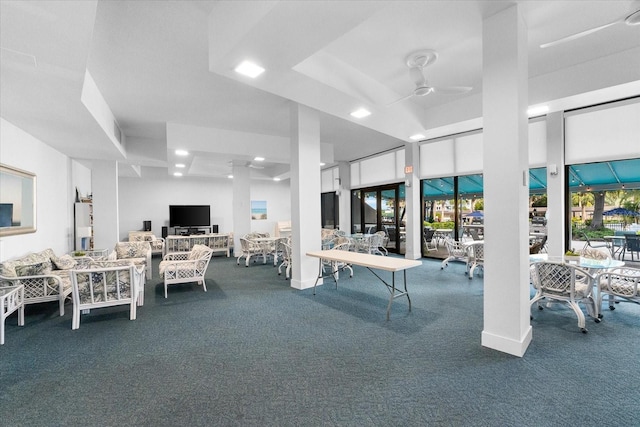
[
  {"xmin": 409, "ymin": 66, "xmax": 427, "ymax": 87},
  {"xmin": 432, "ymin": 86, "xmax": 472, "ymax": 95},
  {"xmin": 385, "ymin": 93, "xmax": 414, "ymax": 107},
  {"xmin": 540, "ymin": 18, "xmax": 621, "ymax": 48}
]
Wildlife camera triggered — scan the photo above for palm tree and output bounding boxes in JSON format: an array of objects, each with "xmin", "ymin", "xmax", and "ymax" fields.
[{"xmin": 571, "ymin": 192, "xmax": 594, "ymax": 222}]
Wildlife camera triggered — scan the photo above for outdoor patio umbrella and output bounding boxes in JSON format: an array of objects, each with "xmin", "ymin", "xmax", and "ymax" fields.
[
  {"xmin": 603, "ymin": 207, "xmax": 640, "ymax": 217},
  {"xmin": 465, "ymin": 211, "xmax": 484, "ymax": 218}
]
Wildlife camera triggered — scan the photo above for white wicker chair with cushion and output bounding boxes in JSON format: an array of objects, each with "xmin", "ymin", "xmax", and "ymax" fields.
[
  {"xmin": 529, "ymin": 261, "xmax": 599, "ymax": 333},
  {"xmin": 159, "ymin": 244, "xmax": 213, "ymax": 298},
  {"xmin": 596, "ymin": 267, "xmax": 640, "ymax": 317},
  {"xmin": 113, "ymin": 241, "xmax": 152, "ymax": 280},
  {"xmin": 70, "ymin": 261, "xmax": 144, "ymax": 330},
  {"xmin": 129, "ymin": 231, "xmax": 165, "ymax": 256}
]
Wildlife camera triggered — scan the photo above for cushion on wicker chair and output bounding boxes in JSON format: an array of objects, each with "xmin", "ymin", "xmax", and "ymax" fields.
[{"xmin": 52, "ymin": 254, "xmax": 78, "ymax": 270}]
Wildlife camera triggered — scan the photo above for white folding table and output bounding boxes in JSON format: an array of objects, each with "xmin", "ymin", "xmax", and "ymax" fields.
[{"xmin": 306, "ymin": 250, "xmax": 422, "ymax": 320}]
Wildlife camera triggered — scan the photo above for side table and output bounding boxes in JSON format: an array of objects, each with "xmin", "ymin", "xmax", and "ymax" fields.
[{"xmin": 1, "ymin": 284, "xmax": 25, "ymax": 345}]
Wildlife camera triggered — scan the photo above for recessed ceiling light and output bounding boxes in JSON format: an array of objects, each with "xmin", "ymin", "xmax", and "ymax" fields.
[
  {"xmin": 175, "ymin": 163, "xmax": 185, "ymax": 168},
  {"xmin": 527, "ymin": 105, "xmax": 549, "ymax": 117},
  {"xmin": 175, "ymin": 149, "xmax": 189, "ymax": 156},
  {"xmin": 273, "ymin": 177, "xmax": 281, "ymax": 181},
  {"xmin": 319, "ymin": 162, "xmax": 326, "ymax": 166},
  {"xmin": 350, "ymin": 108, "xmax": 371, "ymax": 119},
  {"xmin": 254, "ymin": 156, "xmax": 265, "ymax": 162},
  {"xmin": 235, "ymin": 60, "xmax": 265, "ymax": 78},
  {"xmin": 173, "ymin": 172, "xmax": 183, "ymax": 177},
  {"xmin": 227, "ymin": 175, "xmax": 233, "ymax": 179},
  {"xmin": 409, "ymin": 134, "xmax": 425, "ymax": 141}
]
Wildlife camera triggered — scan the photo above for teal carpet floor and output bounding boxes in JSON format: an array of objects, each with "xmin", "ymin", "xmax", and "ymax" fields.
[{"xmin": 1, "ymin": 254, "xmax": 639, "ymax": 426}]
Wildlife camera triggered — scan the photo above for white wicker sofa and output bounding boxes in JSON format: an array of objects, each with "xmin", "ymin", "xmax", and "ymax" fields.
[{"xmin": 0, "ymin": 248, "xmax": 77, "ymax": 316}]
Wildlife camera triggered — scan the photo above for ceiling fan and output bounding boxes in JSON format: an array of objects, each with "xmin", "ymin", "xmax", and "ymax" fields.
[
  {"xmin": 540, "ymin": 7, "xmax": 640, "ymax": 48},
  {"xmin": 386, "ymin": 50, "xmax": 472, "ymax": 106}
]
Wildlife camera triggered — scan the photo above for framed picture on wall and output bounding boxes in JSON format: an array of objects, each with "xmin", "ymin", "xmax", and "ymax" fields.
[
  {"xmin": 251, "ymin": 200, "xmax": 267, "ymax": 220},
  {"xmin": 0, "ymin": 163, "xmax": 36, "ymax": 236}
]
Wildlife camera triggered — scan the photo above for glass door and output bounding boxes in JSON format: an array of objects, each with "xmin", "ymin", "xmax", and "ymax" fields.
[{"xmin": 351, "ymin": 184, "xmax": 404, "ymax": 254}]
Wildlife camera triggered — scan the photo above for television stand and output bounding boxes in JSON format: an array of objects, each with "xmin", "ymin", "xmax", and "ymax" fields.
[{"xmin": 173, "ymin": 226, "xmax": 216, "ymax": 235}]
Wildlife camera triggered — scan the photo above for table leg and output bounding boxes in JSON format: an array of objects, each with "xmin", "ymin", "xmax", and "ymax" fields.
[{"xmin": 313, "ymin": 259, "xmax": 339, "ymax": 295}]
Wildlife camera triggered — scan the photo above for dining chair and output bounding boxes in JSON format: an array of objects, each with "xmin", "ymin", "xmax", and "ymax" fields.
[
  {"xmin": 596, "ymin": 267, "xmax": 640, "ymax": 317},
  {"xmin": 466, "ymin": 241, "xmax": 484, "ymax": 279},
  {"xmin": 620, "ymin": 235, "xmax": 640, "ymax": 261},
  {"xmin": 322, "ymin": 242, "xmax": 353, "ymax": 281},
  {"xmin": 441, "ymin": 238, "xmax": 470, "ymax": 275},
  {"xmin": 529, "ymin": 261, "xmax": 599, "ymax": 333},
  {"xmin": 277, "ymin": 240, "xmax": 292, "ymax": 279}
]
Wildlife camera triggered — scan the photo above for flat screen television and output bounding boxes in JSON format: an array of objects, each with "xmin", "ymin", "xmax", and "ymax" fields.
[{"xmin": 169, "ymin": 205, "xmax": 211, "ymax": 227}]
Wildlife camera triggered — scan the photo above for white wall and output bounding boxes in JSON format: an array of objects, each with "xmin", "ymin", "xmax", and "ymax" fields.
[
  {"xmin": 118, "ymin": 175, "xmax": 291, "ymax": 241},
  {"xmin": 0, "ymin": 118, "xmax": 72, "ymax": 260}
]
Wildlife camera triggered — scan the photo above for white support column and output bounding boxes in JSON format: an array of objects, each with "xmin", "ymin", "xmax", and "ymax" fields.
[
  {"xmin": 290, "ymin": 103, "xmax": 322, "ymax": 290},
  {"xmin": 92, "ymin": 160, "xmax": 119, "ymax": 248},
  {"xmin": 337, "ymin": 161, "xmax": 351, "ymax": 233},
  {"xmin": 481, "ymin": 5, "xmax": 532, "ymax": 357},
  {"xmin": 545, "ymin": 112, "xmax": 565, "ymax": 256},
  {"xmin": 232, "ymin": 162, "xmax": 251, "ymax": 250},
  {"xmin": 404, "ymin": 142, "xmax": 421, "ymax": 260}
]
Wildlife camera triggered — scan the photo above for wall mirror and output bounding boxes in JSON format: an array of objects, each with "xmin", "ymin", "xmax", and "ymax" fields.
[{"xmin": 0, "ymin": 163, "xmax": 36, "ymax": 236}]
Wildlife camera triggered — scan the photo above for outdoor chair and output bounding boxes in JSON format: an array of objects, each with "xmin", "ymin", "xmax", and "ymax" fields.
[
  {"xmin": 581, "ymin": 231, "xmax": 609, "ymax": 252},
  {"xmin": 423, "ymin": 229, "xmax": 437, "ymax": 252},
  {"xmin": 621, "ymin": 235, "xmax": 640, "ymax": 261},
  {"xmin": 529, "ymin": 261, "xmax": 599, "ymax": 333}
]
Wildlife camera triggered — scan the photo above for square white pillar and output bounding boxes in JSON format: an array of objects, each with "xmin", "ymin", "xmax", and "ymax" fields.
[
  {"xmin": 545, "ymin": 112, "xmax": 565, "ymax": 256},
  {"xmin": 481, "ymin": 5, "xmax": 532, "ymax": 357},
  {"xmin": 92, "ymin": 160, "xmax": 119, "ymax": 248},
  {"xmin": 232, "ymin": 162, "xmax": 251, "ymax": 250},
  {"xmin": 290, "ymin": 103, "xmax": 322, "ymax": 290}
]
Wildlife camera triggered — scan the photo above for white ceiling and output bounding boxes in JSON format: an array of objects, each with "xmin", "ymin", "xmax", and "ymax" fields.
[{"xmin": 1, "ymin": 0, "xmax": 639, "ymax": 181}]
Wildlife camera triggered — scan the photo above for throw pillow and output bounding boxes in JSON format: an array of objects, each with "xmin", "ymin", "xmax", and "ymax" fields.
[
  {"xmin": 15, "ymin": 261, "xmax": 53, "ymax": 277},
  {"xmin": 52, "ymin": 254, "xmax": 78, "ymax": 270}
]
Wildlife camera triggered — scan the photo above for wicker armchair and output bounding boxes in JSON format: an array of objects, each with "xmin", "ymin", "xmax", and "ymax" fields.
[
  {"xmin": 529, "ymin": 261, "xmax": 599, "ymax": 333},
  {"xmin": 70, "ymin": 261, "xmax": 144, "ymax": 330},
  {"xmin": 113, "ymin": 241, "xmax": 152, "ymax": 280},
  {"xmin": 159, "ymin": 244, "xmax": 213, "ymax": 298},
  {"xmin": 129, "ymin": 231, "xmax": 164, "ymax": 256}
]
